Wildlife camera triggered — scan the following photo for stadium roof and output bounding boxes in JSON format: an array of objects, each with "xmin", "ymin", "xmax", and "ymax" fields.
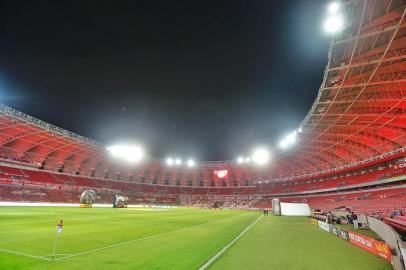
[{"xmin": 0, "ymin": 0, "xmax": 405, "ymax": 183}]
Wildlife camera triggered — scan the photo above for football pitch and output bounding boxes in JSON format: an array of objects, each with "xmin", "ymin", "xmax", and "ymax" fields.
[{"xmin": 0, "ymin": 207, "xmax": 392, "ymax": 270}]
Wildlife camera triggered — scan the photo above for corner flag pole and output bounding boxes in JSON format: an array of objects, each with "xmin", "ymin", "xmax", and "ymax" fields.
[
  {"xmin": 51, "ymin": 233, "xmax": 59, "ymax": 261},
  {"xmin": 51, "ymin": 219, "xmax": 63, "ymax": 261}
]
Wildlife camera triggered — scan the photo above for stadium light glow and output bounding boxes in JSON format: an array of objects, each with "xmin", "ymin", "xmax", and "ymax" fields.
[
  {"xmin": 324, "ymin": 2, "xmax": 344, "ymax": 34},
  {"xmin": 279, "ymin": 131, "xmax": 297, "ymax": 149},
  {"xmin": 166, "ymin": 158, "xmax": 174, "ymax": 166},
  {"xmin": 107, "ymin": 144, "xmax": 144, "ymax": 162},
  {"xmin": 237, "ymin": 156, "xmax": 251, "ymax": 164},
  {"xmin": 279, "ymin": 140, "xmax": 288, "ymax": 149},
  {"xmin": 328, "ymin": 2, "xmax": 340, "ymax": 14},
  {"xmin": 324, "ymin": 15, "xmax": 344, "ymax": 34},
  {"xmin": 251, "ymin": 148, "xmax": 270, "ymax": 165},
  {"xmin": 286, "ymin": 132, "xmax": 297, "ymax": 144},
  {"xmin": 187, "ymin": 159, "xmax": 195, "ymax": 167},
  {"xmin": 175, "ymin": 158, "xmax": 182, "ymax": 165}
]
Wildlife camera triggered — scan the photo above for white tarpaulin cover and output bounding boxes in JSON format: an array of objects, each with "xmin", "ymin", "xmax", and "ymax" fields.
[
  {"xmin": 280, "ymin": 202, "xmax": 311, "ymax": 216},
  {"xmin": 317, "ymin": 220, "xmax": 331, "ymax": 232}
]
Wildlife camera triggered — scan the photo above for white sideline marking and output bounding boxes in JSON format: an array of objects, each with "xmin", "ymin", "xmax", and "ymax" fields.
[
  {"xmin": 53, "ymin": 213, "xmax": 251, "ymax": 262},
  {"xmin": 0, "ymin": 220, "xmax": 57, "ymax": 226},
  {"xmin": 43, "ymin": 253, "xmax": 72, "ymax": 260},
  {"xmin": 43, "ymin": 253, "xmax": 72, "ymax": 257},
  {"xmin": 266, "ymin": 222, "xmax": 306, "ymax": 224},
  {"xmin": 69, "ymin": 217, "xmax": 111, "ymax": 221},
  {"xmin": 0, "ymin": 216, "xmax": 110, "ymax": 226},
  {"xmin": 0, "ymin": 248, "xmax": 51, "ymax": 261},
  {"xmin": 198, "ymin": 215, "xmax": 263, "ymax": 270}
]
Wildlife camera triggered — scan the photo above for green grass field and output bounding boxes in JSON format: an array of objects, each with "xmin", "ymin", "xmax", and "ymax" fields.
[{"xmin": 0, "ymin": 207, "xmax": 392, "ymax": 270}]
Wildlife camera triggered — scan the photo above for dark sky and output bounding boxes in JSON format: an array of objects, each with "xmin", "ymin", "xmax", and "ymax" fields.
[{"xmin": 0, "ymin": 0, "xmax": 331, "ymax": 160}]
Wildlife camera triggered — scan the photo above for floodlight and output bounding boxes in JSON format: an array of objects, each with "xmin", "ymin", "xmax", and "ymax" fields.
[
  {"xmin": 324, "ymin": 15, "xmax": 344, "ymax": 34},
  {"xmin": 108, "ymin": 144, "xmax": 144, "ymax": 162},
  {"xmin": 245, "ymin": 157, "xmax": 250, "ymax": 162},
  {"xmin": 279, "ymin": 140, "xmax": 289, "ymax": 149},
  {"xmin": 252, "ymin": 148, "xmax": 270, "ymax": 165},
  {"xmin": 237, "ymin": 157, "xmax": 244, "ymax": 164},
  {"xmin": 166, "ymin": 158, "xmax": 174, "ymax": 166},
  {"xmin": 285, "ymin": 131, "xmax": 297, "ymax": 144},
  {"xmin": 187, "ymin": 159, "xmax": 195, "ymax": 167},
  {"xmin": 175, "ymin": 158, "xmax": 182, "ymax": 165},
  {"xmin": 328, "ymin": 2, "xmax": 340, "ymax": 14},
  {"xmin": 279, "ymin": 131, "xmax": 298, "ymax": 149}
]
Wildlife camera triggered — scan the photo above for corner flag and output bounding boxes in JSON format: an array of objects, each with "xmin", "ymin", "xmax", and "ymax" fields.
[
  {"xmin": 52, "ymin": 219, "xmax": 63, "ymax": 260},
  {"xmin": 56, "ymin": 219, "xmax": 63, "ymax": 234}
]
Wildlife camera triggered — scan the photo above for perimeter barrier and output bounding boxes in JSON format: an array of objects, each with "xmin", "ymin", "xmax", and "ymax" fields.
[{"xmin": 310, "ymin": 219, "xmax": 400, "ymax": 269}]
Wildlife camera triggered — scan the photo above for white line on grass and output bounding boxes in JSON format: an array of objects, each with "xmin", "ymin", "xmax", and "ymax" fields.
[
  {"xmin": 0, "ymin": 220, "xmax": 57, "ymax": 226},
  {"xmin": 53, "ymin": 213, "xmax": 252, "ymax": 262},
  {"xmin": 0, "ymin": 216, "xmax": 110, "ymax": 227},
  {"xmin": 43, "ymin": 253, "xmax": 73, "ymax": 260},
  {"xmin": 69, "ymin": 217, "xmax": 111, "ymax": 221},
  {"xmin": 43, "ymin": 253, "xmax": 72, "ymax": 257},
  {"xmin": 0, "ymin": 248, "xmax": 51, "ymax": 261},
  {"xmin": 266, "ymin": 222, "xmax": 306, "ymax": 224},
  {"xmin": 197, "ymin": 215, "xmax": 263, "ymax": 270}
]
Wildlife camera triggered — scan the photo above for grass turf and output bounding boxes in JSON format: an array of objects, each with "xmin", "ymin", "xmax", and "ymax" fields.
[
  {"xmin": 0, "ymin": 207, "xmax": 392, "ymax": 270},
  {"xmin": 210, "ymin": 216, "xmax": 392, "ymax": 270}
]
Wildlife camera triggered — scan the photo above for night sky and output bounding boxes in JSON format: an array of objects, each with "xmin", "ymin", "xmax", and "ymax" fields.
[{"xmin": 0, "ymin": 0, "xmax": 331, "ymax": 160}]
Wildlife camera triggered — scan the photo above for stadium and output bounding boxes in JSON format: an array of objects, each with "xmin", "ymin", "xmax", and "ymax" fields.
[{"xmin": 1, "ymin": 0, "xmax": 406, "ymax": 269}]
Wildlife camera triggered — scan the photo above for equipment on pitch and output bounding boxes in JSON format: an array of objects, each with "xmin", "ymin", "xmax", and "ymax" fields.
[
  {"xmin": 51, "ymin": 219, "xmax": 63, "ymax": 261},
  {"xmin": 272, "ymin": 198, "xmax": 281, "ymax": 215},
  {"xmin": 280, "ymin": 202, "xmax": 311, "ymax": 216},
  {"xmin": 56, "ymin": 219, "xmax": 63, "ymax": 234},
  {"xmin": 272, "ymin": 199, "xmax": 311, "ymax": 216},
  {"xmin": 113, "ymin": 195, "xmax": 129, "ymax": 208},
  {"xmin": 80, "ymin": 189, "xmax": 96, "ymax": 207}
]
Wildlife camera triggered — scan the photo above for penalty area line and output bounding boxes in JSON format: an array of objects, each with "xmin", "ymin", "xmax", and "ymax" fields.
[{"xmin": 198, "ymin": 214, "xmax": 263, "ymax": 270}]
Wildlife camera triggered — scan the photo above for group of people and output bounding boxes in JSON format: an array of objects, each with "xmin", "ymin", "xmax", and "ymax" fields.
[
  {"xmin": 390, "ymin": 209, "xmax": 404, "ymax": 218},
  {"xmin": 371, "ymin": 209, "xmax": 404, "ymax": 220},
  {"xmin": 346, "ymin": 212, "xmax": 358, "ymax": 224},
  {"xmin": 262, "ymin": 209, "xmax": 269, "ymax": 215},
  {"xmin": 312, "ymin": 210, "xmax": 350, "ymax": 225}
]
